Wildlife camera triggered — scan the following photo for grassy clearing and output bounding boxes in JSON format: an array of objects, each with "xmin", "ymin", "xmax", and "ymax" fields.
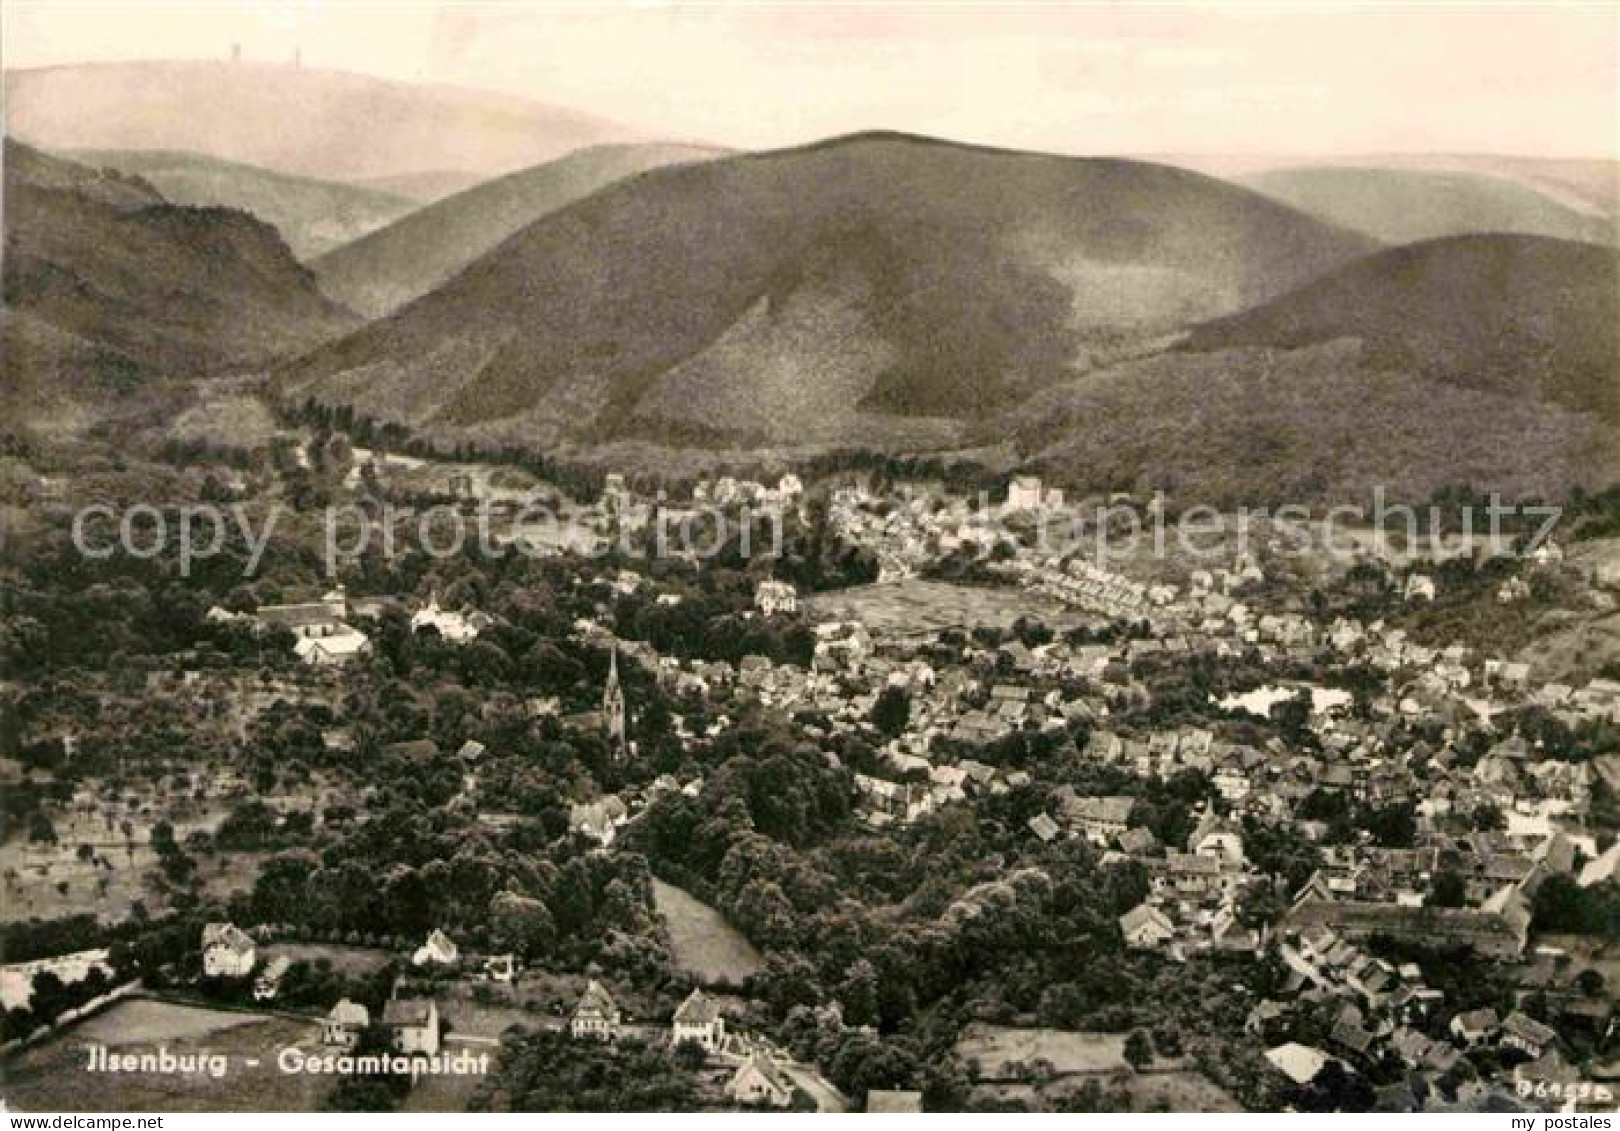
[
  {"xmin": 954, "ymin": 1024, "xmax": 1129, "ymax": 1078},
  {"xmin": 1127, "ymin": 1071, "xmax": 1243, "ymax": 1112},
  {"xmin": 806, "ymin": 579, "xmax": 1088, "ymax": 636},
  {"xmin": 166, "ymin": 393, "xmax": 283, "ymax": 450},
  {"xmin": 651, "ymin": 880, "xmax": 763, "ymax": 988},
  {"xmin": 262, "ymin": 943, "xmax": 392, "ymax": 979},
  {"xmin": 0, "ymin": 1000, "xmax": 330, "ymax": 1112}
]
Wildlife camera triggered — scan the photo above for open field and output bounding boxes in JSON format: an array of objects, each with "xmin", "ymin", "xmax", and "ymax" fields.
[
  {"xmin": 806, "ymin": 579, "xmax": 1092, "ymax": 638},
  {"xmin": 0, "ymin": 999, "xmax": 330, "ymax": 1112},
  {"xmin": 972, "ymin": 1071, "xmax": 1242, "ymax": 1112},
  {"xmin": 954, "ymin": 1024, "xmax": 1129, "ymax": 1079},
  {"xmin": 651, "ymin": 880, "xmax": 763, "ymax": 988},
  {"xmin": 166, "ymin": 391, "xmax": 283, "ymax": 450},
  {"xmin": 1511, "ymin": 609, "xmax": 1620, "ymax": 685},
  {"xmin": 0, "ymin": 949, "xmax": 111, "ymax": 1011},
  {"xmin": 262, "ymin": 942, "xmax": 393, "ymax": 979},
  {"xmin": 438, "ymin": 996, "xmax": 541, "ymax": 1042},
  {"xmin": 1127, "ymin": 1072, "xmax": 1244, "ymax": 1112},
  {"xmin": 0, "ymin": 768, "xmax": 352, "ymax": 924}
]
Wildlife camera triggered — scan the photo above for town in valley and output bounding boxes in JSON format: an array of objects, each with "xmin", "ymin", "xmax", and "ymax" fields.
[{"xmin": 3, "ymin": 443, "xmax": 1619, "ymax": 1112}]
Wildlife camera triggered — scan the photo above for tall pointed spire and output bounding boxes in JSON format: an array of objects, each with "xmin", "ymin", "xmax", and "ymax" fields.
[{"xmin": 602, "ymin": 647, "xmax": 627, "ymax": 757}]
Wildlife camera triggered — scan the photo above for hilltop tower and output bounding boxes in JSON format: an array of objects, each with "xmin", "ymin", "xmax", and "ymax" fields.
[{"xmin": 602, "ymin": 648, "xmax": 628, "ymax": 758}]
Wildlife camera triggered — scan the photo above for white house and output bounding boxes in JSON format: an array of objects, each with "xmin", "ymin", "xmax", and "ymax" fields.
[
  {"xmin": 324, "ymin": 999, "xmax": 370, "ymax": 1048},
  {"xmin": 382, "ymin": 998, "xmax": 440, "ymax": 1056},
  {"xmin": 1188, "ymin": 813, "xmax": 1246, "ymax": 868},
  {"xmin": 257, "ymin": 592, "xmax": 370, "ymax": 666},
  {"xmin": 1119, "ymin": 903, "xmax": 1175, "ymax": 949},
  {"xmin": 410, "ymin": 593, "xmax": 483, "ymax": 643},
  {"xmin": 252, "ymin": 955, "xmax": 291, "ymax": 1000},
  {"xmin": 293, "ymin": 626, "xmax": 371, "ymax": 666},
  {"xmin": 201, "ymin": 922, "xmax": 256, "ymax": 979},
  {"xmin": 412, "ymin": 928, "xmax": 459, "ymax": 968},
  {"xmin": 726, "ymin": 1053, "xmax": 795, "ymax": 1108},
  {"xmin": 571, "ymin": 980, "xmax": 621, "ymax": 1042},
  {"xmin": 1265, "ymin": 1043, "xmax": 1330, "ymax": 1086},
  {"xmin": 754, "ymin": 580, "xmax": 799, "ymax": 616},
  {"xmin": 1404, "ymin": 575, "xmax": 1436, "ymax": 602},
  {"xmin": 1005, "ymin": 476, "xmax": 1063, "ymax": 513},
  {"xmin": 569, "ymin": 797, "xmax": 628, "ymax": 846},
  {"xmin": 1449, "ymin": 1007, "xmax": 1500, "ymax": 1046},
  {"xmin": 672, "ymin": 988, "xmax": 726, "ymax": 1052}
]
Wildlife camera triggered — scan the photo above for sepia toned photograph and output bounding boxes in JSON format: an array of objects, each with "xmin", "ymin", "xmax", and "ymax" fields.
[{"xmin": 0, "ymin": 0, "xmax": 1617, "ymax": 1118}]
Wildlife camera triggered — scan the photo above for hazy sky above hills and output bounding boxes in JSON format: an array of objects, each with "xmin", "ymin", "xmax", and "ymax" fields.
[{"xmin": 6, "ymin": 2, "xmax": 1616, "ymax": 159}]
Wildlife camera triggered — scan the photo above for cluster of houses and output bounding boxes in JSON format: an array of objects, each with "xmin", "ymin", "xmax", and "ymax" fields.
[
  {"xmin": 997, "ymin": 556, "xmax": 1151, "ymax": 620},
  {"xmin": 408, "ymin": 591, "xmax": 491, "ymax": 643},
  {"xmin": 566, "ymin": 982, "xmax": 804, "ymax": 1108},
  {"xmin": 163, "ymin": 467, "xmax": 1617, "ymax": 1112},
  {"xmin": 199, "ymin": 922, "xmax": 500, "ymax": 1059},
  {"xmin": 1252, "ymin": 920, "xmax": 1611, "ymax": 1110},
  {"xmin": 827, "ymin": 484, "xmax": 1023, "ymax": 582},
  {"xmin": 206, "ymin": 587, "xmax": 372, "ymax": 666},
  {"xmin": 206, "ymin": 585, "xmax": 494, "ymax": 666}
]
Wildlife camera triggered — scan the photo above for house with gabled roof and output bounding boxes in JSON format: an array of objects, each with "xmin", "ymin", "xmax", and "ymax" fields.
[
  {"xmin": 412, "ymin": 928, "xmax": 458, "ymax": 968},
  {"xmin": 1119, "ymin": 902, "xmax": 1175, "ymax": 949},
  {"xmin": 1449, "ymin": 1007, "xmax": 1500, "ymax": 1046},
  {"xmin": 201, "ymin": 922, "xmax": 256, "ymax": 979},
  {"xmin": 1027, "ymin": 813, "xmax": 1061, "ymax": 843},
  {"xmin": 571, "ymin": 979, "xmax": 621, "ymax": 1042},
  {"xmin": 1054, "ymin": 790, "xmax": 1136, "ymax": 844},
  {"xmin": 324, "ymin": 999, "xmax": 369, "ymax": 1048},
  {"xmin": 726, "ymin": 1052, "xmax": 795, "ymax": 1108},
  {"xmin": 1500, "ymin": 1011, "xmax": 1557, "ymax": 1059},
  {"xmin": 382, "ymin": 998, "xmax": 440, "ymax": 1055},
  {"xmin": 1187, "ymin": 811, "xmax": 1245, "ymax": 868},
  {"xmin": 672, "ymin": 988, "xmax": 726, "ymax": 1052}
]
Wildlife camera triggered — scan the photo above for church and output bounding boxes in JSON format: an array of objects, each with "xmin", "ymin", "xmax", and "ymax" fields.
[{"xmin": 602, "ymin": 648, "xmax": 628, "ymax": 759}]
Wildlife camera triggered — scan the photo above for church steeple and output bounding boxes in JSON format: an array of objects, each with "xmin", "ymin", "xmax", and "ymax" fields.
[{"xmin": 602, "ymin": 647, "xmax": 627, "ymax": 756}]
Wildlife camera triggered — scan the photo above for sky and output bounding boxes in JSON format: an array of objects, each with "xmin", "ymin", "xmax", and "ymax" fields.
[{"xmin": 5, "ymin": 1, "xmax": 1617, "ymax": 158}]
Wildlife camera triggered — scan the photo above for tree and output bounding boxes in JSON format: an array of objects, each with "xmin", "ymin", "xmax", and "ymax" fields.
[
  {"xmin": 1362, "ymin": 802, "xmax": 1417, "ymax": 849},
  {"xmin": 488, "ymin": 891, "xmax": 556, "ymax": 962},
  {"xmin": 1532, "ymin": 874, "xmax": 1620, "ymax": 938},
  {"xmin": 1269, "ymin": 695, "xmax": 1311, "ymax": 743},
  {"xmin": 1430, "ymin": 870, "xmax": 1468, "ymax": 908},
  {"xmin": 1238, "ymin": 878, "xmax": 1290, "ymax": 928},
  {"xmin": 1471, "ymin": 803, "xmax": 1506, "ymax": 832},
  {"xmin": 1123, "ymin": 1030, "xmax": 1153, "ymax": 1070},
  {"xmin": 870, "ymin": 687, "xmax": 911, "ymax": 739}
]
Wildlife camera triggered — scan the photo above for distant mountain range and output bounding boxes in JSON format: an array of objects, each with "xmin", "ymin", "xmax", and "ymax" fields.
[
  {"xmin": 2, "ymin": 142, "xmax": 355, "ymax": 425},
  {"xmin": 1002, "ymin": 234, "xmax": 1620, "ymax": 503},
  {"xmin": 1155, "ymin": 152, "xmax": 1620, "ymax": 221},
  {"xmin": 64, "ymin": 149, "xmax": 418, "ymax": 259},
  {"xmin": 342, "ymin": 170, "xmax": 489, "ymax": 205},
  {"xmin": 1184, "ymin": 234, "xmax": 1619, "ymax": 422},
  {"xmin": 314, "ymin": 143, "xmax": 729, "ymax": 318},
  {"xmin": 4, "ymin": 61, "xmax": 643, "ymax": 182},
  {"xmin": 1238, "ymin": 167, "xmax": 1616, "ymax": 247},
  {"xmin": 4, "ymin": 63, "xmax": 1616, "ymax": 505},
  {"xmin": 282, "ymin": 132, "xmax": 1375, "ymax": 452}
]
